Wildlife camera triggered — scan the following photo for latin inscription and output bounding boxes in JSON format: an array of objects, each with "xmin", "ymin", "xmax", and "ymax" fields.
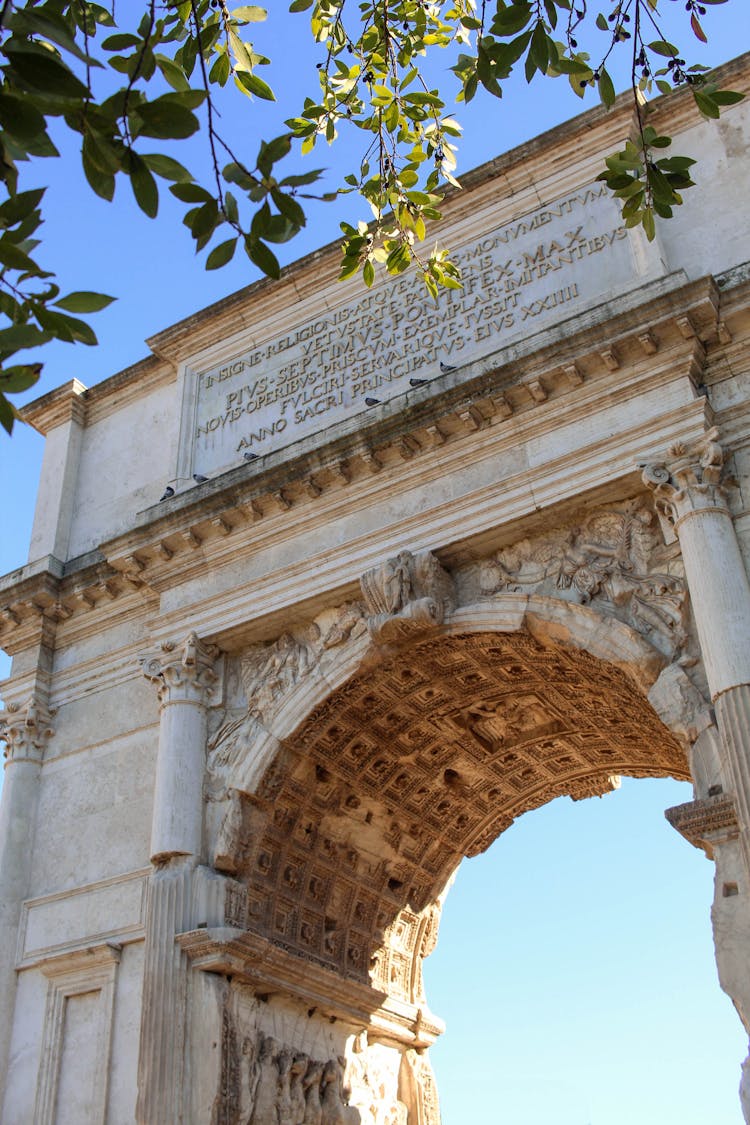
[{"xmin": 190, "ymin": 183, "xmax": 653, "ymax": 473}]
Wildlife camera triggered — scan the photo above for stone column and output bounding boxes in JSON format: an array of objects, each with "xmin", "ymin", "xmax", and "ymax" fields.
[
  {"xmin": 644, "ymin": 428, "xmax": 750, "ymax": 1121},
  {"xmin": 643, "ymin": 428, "xmax": 750, "ymax": 866},
  {"xmin": 0, "ymin": 698, "xmax": 53, "ymax": 1099},
  {"xmin": 137, "ymin": 633, "xmax": 218, "ymax": 1125}
]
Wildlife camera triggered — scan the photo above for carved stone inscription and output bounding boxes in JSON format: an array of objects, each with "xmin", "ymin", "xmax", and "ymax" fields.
[{"xmin": 190, "ymin": 183, "xmax": 657, "ymax": 473}]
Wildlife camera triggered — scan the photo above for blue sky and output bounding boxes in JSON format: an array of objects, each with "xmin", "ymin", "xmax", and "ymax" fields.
[{"xmin": 1, "ymin": 5, "xmax": 748, "ymax": 1122}]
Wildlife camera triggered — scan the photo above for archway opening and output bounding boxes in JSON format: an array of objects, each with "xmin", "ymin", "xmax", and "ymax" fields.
[
  {"xmin": 424, "ymin": 777, "xmax": 745, "ymax": 1123},
  {"xmin": 209, "ymin": 622, "xmax": 707, "ymax": 1121}
]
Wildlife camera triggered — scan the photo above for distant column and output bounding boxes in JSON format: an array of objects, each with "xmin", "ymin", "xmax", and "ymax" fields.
[
  {"xmin": 643, "ymin": 427, "xmax": 750, "ymax": 868},
  {"xmin": 137, "ymin": 633, "xmax": 218, "ymax": 1124},
  {"xmin": 0, "ymin": 698, "xmax": 54, "ymax": 1100},
  {"xmin": 141, "ymin": 631, "xmax": 219, "ymax": 863}
]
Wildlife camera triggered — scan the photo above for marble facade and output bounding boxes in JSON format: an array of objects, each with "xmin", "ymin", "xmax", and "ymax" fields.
[{"xmin": 2, "ymin": 53, "xmax": 750, "ymax": 1122}]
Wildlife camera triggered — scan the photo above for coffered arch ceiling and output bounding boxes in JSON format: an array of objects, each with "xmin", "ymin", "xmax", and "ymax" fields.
[{"xmin": 230, "ymin": 627, "xmax": 687, "ymax": 1007}]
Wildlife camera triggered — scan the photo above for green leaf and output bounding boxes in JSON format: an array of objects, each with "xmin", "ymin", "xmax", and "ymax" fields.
[
  {"xmin": 36, "ymin": 306, "xmax": 98, "ymax": 346},
  {"xmin": 223, "ymin": 162, "xmax": 258, "ymax": 191},
  {"xmin": 236, "ymin": 70, "xmax": 276, "ymax": 101},
  {"xmin": 82, "ymin": 150, "xmax": 115, "ymax": 201},
  {"xmin": 187, "ymin": 200, "xmax": 219, "ymax": 240},
  {"xmin": 246, "ymin": 237, "xmax": 280, "ymax": 278},
  {"xmin": 0, "ymin": 94, "xmax": 45, "ymax": 142},
  {"xmin": 128, "ymin": 153, "xmax": 159, "ymax": 217},
  {"xmin": 270, "ymin": 189, "xmax": 305, "ymax": 228},
  {"xmin": 170, "ymin": 182, "xmax": 214, "ymax": 203},
  {"xmin": 155, "ymin": 54, "xmax": 190, "ymax": 92},
  {"xmin": 143, "ymin": 154, "xmax": 194, "ymax": 182},
  {"xmin": 53, "ymin": 292, "xmax": 115, "ymax": 314},
  {"xmin": 693, "ymin": 90, "xmax": 720, "ymax": 119},
  {"xmin": 289, "ymin": 0, "xmax": 313, "ymax": 10},
  {"xmin": 232, "ymin": 6, "xmax": 267, "ymax": 20},
  {"xmin": 0, "ymin": 392, "xmax": 16, "ymax": 434},
  {"xmin": 5, "ymin": 46, "xmax": 90, "ymax": 100},
  {"xmin": 0, "ymin": 239, "xmax": 36, "ymax": 272},
  {"xmin": 257, "ymin": 134, "xmax": 292, "ymax": 177},
  {"xmin": 206, "ymin": 238, "xmax": 238, "ymax": 269},
  {"xmin": 711, "ymin": 90, "xmax": 745, "ymax": 106},
  {"xmin": 648, "ymin": 40, "xmax": 678, "ymax": 58},
  {"xmin": 132, "ymin": 95, "xmax": 203, "ymax": 140},
  {"xmin": 0, "ymin": 324, "xmax": 47, "ymax": 351},
  {"xmin": 598, "ymin": 68, "xmax": 616, "ymax": 109},
  {"xmin": 363, "ymin": 259, "xmax": 375, "ymax": 287},
  {"xmin": 0, "ymin": 189, "xmax": 44, "ymax": 229},
  {"xmin": 82, "ymin": 130, "xmax": 121, "ymax": 175},
  {"xmin": 0, "ymin": 363, "xmax": 42, "ymax": 393},
  {"xmin": 102, "ymin": 33, "xmax": 141, "ymax": 50},
  {"xmin": 492, "ymin": 2, "xmax": 532, "ymax": 37},
  {"xmin": 529, "ymin": 22, "xmax": 549, "ymax": 74}
]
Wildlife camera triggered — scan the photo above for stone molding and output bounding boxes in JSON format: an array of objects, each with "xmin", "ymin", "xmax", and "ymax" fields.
[
  {"xmin": 33, "ymin": 942, "xmax": 121, "ymax": 1125},
  {"xmin": 0, "ymin": 697, "xmax": 54, "ymax": 765},
  {"xmin": 140, "ymin": 631, "xmax": 220, "ymax": 706},
  {"xmin": 665, "ymin": 793, "xmax": 739, "ymax": 857},
  {"xmin": 642, "ymin": 426, "xmax": 728, "ymax": 527},
  {"xmin": 178, "ymin": 927, "xmax": 443, "ymax": 1049}
]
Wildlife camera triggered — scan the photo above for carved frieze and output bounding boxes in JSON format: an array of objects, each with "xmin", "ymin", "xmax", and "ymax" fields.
[
  {"xmin": 477, "ymin": 500, "xmax": 687, "ymax": 657},
  {"xmin": 216, "ymin": 1027, "xmax": 362, "ymax": 1125}
]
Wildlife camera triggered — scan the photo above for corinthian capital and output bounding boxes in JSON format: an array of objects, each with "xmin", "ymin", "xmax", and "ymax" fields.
[
  {"xmin": 642, "ymin": 427, "xmax": 726, "ymax": 526},
  {"xmin": 0, "ymin": 697, "xmax": 55, "ymax": 764},
  {"xmin": 141, "ymin": 632, "xmax": 219, "ymax": 706}
]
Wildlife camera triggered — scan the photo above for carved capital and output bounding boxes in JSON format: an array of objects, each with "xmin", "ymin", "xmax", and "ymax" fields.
[
  {"xmin": 0, "ymin": 697, "xmax": 55, "ymax": 764},
  {"xmin": 141, "ymin": 632, "xmax": 219, "ymax": 706},
  {"xmin": 642, "ymin": 427, "xmax": 727, "ymax": 526}
]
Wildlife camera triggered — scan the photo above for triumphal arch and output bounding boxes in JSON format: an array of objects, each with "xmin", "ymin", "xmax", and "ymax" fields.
[{"xmin": 2, "ymin": 54, "xmax": 750, "ymax": 1124}]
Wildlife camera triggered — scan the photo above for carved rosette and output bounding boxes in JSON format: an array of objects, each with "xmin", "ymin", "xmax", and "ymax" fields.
[
  {"xmin": 642, "ymin": 427, "xmax": 727, "ymax": 526},
  {"xmin": 0, "ymin": 698, "xmax": 54, "ymax": 765},
  {"xmin": 141, "ymin": 631, "xmax": 219, "ymax": 706}
]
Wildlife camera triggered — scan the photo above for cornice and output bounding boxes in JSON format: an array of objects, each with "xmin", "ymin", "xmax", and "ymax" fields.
[{"xmin": 20, "ymin": 379, "xmax": 87, "ymax": 435}]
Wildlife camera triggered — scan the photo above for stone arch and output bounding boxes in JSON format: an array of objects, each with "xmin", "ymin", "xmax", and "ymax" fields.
[{"xmin": 208, "ymin": 594, "xmax": 710, "ymax": 1016}]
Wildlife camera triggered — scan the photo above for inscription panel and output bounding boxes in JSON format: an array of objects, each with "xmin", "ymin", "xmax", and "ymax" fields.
[{"xmin": 185, "ymin": 183, "xmax": 661, "ymax": 475}]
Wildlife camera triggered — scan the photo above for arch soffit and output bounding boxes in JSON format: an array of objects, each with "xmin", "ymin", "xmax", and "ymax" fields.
[{"xmin": 225, "ymin": 593, "xmax": 701, "ymax": 799}]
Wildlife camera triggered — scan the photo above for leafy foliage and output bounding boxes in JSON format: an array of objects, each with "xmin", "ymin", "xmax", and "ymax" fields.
[{"xmin": 0, "ymin": 0, "xmax": 742, "ymax": 431}]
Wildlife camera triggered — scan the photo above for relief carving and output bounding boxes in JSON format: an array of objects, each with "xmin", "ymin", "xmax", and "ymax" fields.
[
  {"xmin": 360, "ymin": 550, "xmax": 455, "ymax": 645},
  {"xmin": 479, "ymin": 501, "xmax": 687, "ymax": 657},
  {"xmin": 209, "ymin": 632, "xmax": 317, "ymax": 771},
  {"xmin": 217, "ymin": 1027, "xmax": 361, "ymax": 1125}
]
